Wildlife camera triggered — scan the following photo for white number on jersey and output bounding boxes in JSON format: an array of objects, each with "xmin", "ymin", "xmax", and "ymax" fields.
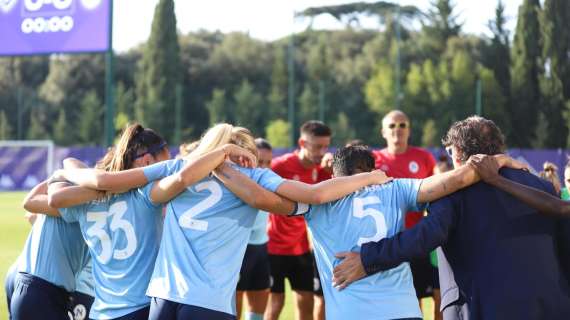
[
  {"xmin": 179, "ymin": 180, "xmax": 223, "ymax": 231},
  {"xmin": 353, "ymin": 196, "xmax": 387, "ymax": 246},
  {"xmin": 85, "ymin": 201, "xmax": 137, "ymax": 264}
]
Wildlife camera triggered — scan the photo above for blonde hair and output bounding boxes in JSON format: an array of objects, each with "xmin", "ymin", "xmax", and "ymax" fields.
[
  {"xmin": 539, "ymin": 161, "xmax": 561, "ymax": 195},
  {"xmin": 190, "ymin": 123, "xmax": 257, "ymax": 160}
]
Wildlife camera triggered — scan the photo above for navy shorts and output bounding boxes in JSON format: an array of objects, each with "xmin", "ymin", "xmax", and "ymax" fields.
[
  {"xmin": 112, "ymin": 306, "xmax": 150, "ymax": 320},
  {"xmin": 69, "ymin": 291, "xmax": 94, "ymax": 320},
  {"xmin": 4, "ymin": 267, "xmax": 17, "ymax": 319},
  {"xmin": 149, "ymin": 297, "xmax": 236, "ymax": 320},
  {"xmin": 269, "ymin": 252, "xmax": 314, "ymax": 293},
  {"xmin": 237, "ymin": 243, "xmax": 270, "ymax": 291},
  {"xmin": 10, "ymin": 272, "xmax": 71, "ymax": 320},
  {"xmin": 312, "ymin": 253, "xmax": 323, "ymax": 296}
]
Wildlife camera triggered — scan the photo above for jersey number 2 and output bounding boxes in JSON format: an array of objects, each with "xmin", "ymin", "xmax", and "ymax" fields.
[
  {"xmin": 179, "ymin": 180, "xmax": 223, "ymax": 231},
  {"xmin": 353, "ymin": 196, "xmax": 387, "ymax": 246},
  {"xmin": 86, "ymin": 201, "xmax": 137, "ymax": 264}
]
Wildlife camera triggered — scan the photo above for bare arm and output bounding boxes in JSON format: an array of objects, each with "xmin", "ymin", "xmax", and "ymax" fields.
[
  {"xmin": 470, "ymin": 155, "xmax": 570, "ymax": 217},
  {"xmin": 53, "ymin": 167, "xmax": 148, "ymax": 193},
  {"xmin": 150, "ymin": 144, "xmax": 257, "ymax": 204},
  {"xmin": 416, "ymin": 154, "xmax": 524, "ymax": 203},
  {"xmin": 22, "ymin": 180, "xmax": 60, "ymax": 216},
  {"xmin": 276, "ymin": 170, "xmax": 393, "ymax": 204},
  {"xmin": 213, "ymin": 163, "xmax": 296, "ymax": 214}
]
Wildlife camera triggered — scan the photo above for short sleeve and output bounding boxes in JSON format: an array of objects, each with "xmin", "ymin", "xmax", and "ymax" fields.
[
  {"xmin": 249, "ymin": 168, "xmax": 286, "ymax": 192},
  {"xmin": 143, "ymin": 159, "xmax": 181, "ymax": 182},
  {"xmin": 425, "ymin": 151, "xmax": 437, "ymax": 175},
  {"xmin": 393, "ymin": 178, "xmax": 424, "ymax": 211},
  {"xmin": 59, "ymin": 204, "xmax": 85, "ymax": 223},
  {"xmin": 137, "ymin": 181, "xmax": 162, "ymax": 208}
]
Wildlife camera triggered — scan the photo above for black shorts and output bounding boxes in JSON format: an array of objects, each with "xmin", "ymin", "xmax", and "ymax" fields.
[
  {"xmin": 10, "ymin": 273, "xmax": 71, "ymax": 320},
  {"xmin": 237, "ymin": 243, "xmax": 270, "ymax": 291},
  {"xmin": 410, "ymin": 256, "xmax": 439, "ymax": 298},
  {"xmin": 69, "ymin": 291, "xmax": 94, "ymax": 320},
  {"xmin": 149, "ymin": 297, "xmax": 235, "ymax": 320},
  {"xmin": 269, "ymin": 252, "xmax": 314, "ymax": 293},
  {"xmin": 312, "ymin": 254, "xmax": 323, "ymax": 296}
]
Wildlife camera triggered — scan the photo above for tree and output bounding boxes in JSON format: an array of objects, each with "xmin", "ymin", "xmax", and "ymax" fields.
[
  {"xmin": 53, "ymin": 109, "xmax": 73, "ymax": 145},
  {"xmin": 298, "ymin": 84, "xmax": 318, "ymax": 123},
  {"xmin": 510, "ymin": 0, "xmax": 542, "ymax": 147},
  {"xmin": 330, "ymin": 112, "xmax": 356, "ymax": 146},
  {"xmin": 27, "ymin": 109, "xmax": 50, "ymax": 140},
  {"xmin": 365, "ymin": 62, "xmax": 396, "ymax": 116},
  {"xmin": 267, "ymin": 45, "xmax": 288, "ymax": 119},
  {"xmin": 422, "ymin": 0, "xmax": 463, "ymax": 56},
  {"xmin": 0, "ymin": 111, "xmax": 12, "ymax": 140},
  {"xmin": 206, "ymin": 88, "xmax": 230, "ymax": 125},
  {"xmin": 421, "ymin": 119, "xmax": 438, "ymax": 147},
  {"xmin": 484, "ymin": 0, "xmax": 511, "ymax": 101},
  {"xmin": 540, "ymin": 0, "xmax": 570, "ymax": 147},
  {"xmin": 530, "ymin": 112, "xmax": 549, "ymax": 148},
  {"xmin": 233, "ymin": 80, "xmax": 265, "ymax": 136},
  {"xmin": 78, "ymin": 90, "xmax": 103, "ymax": 145},
  {"xmin": 265, "ymin": 119, "xmax": 291, "ymax": 148},
  {"xmin": 135, "ymin": 0, "xmax": 181, "ymax": 142}
]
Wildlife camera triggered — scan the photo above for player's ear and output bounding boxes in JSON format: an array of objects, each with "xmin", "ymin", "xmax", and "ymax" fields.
[{"xmin": 298, "ymin": 137, "xmax": 305, "ymax": 148}]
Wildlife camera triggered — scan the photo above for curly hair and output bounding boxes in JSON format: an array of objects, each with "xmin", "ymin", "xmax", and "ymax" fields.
[{"xmin": 442, "ymin": 116, "xmax": 506, "ymax": 162}]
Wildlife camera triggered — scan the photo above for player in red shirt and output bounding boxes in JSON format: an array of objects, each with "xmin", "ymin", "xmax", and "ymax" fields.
[
  {"xmin": 266, "ymin": 121, "xmax": 331, "ymax": 320},
  {"xmin": 373, "ymin": 110, "xmax": 441, "ymax": 320}
]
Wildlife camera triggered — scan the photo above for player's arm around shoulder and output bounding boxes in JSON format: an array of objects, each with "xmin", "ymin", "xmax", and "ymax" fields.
[
  {"xmin": 276, "ymin": 170, "xmax": 393, "ymax": 205},
  {"xmin": 213, "ymin": 163, "xmax": 297, "ymax": 215}
]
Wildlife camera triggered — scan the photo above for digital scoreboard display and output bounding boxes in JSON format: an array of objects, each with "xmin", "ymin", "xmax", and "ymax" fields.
[{"xmin": 0, "ymin": 0, "xmax": 110, "ymax": 55}]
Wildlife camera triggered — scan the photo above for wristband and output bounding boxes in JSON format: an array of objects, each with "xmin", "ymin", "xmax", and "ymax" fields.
[{"xmin": 289, "ymin": 202, "xmax": 311, "ymax": 216}]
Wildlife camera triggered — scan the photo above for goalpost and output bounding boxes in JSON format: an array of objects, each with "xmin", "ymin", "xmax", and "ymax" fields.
[{"xmin": 0, "ymin": 140, "xmax": 54, "ymax": 190}]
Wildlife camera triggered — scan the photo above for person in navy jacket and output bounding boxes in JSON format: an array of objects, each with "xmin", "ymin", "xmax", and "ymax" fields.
[{"xmin": 332, "ymin": 116, "xmax": 570, "ymax": 320}]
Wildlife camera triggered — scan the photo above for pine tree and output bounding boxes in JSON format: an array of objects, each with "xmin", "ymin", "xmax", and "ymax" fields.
[
  {"xmin": 540, "ymin": 0, "xmax": 570, "ymax": 147},
  {"xmin": 53, "ymin": 109, "xmax": 73, "ymax": 145},
  {"xmin": 485, "ymin": 0, "xmax": 511, "ymax": 101},
  {"xmin": 27, "ymin": 110, "xmax": 49, "ymax": 140},
  {"xmin": 510, "ymin": 0, "xmax": 542, "ymax": 147},
  {"xmin": 0, "ymin": 111, "xmax": 12, "ymax": 140},
  {"xmin": 422, "ymin": 0, "xmax": 463, "ymax": 56},
  {"xmin": 78, "ymin": 90, "xmax": 103, "ymax": 145},
  {"xmin": 135, "ymin": 0, "xmax": 181, "ymax": 142},
  {"xmin": 206, "ymin": 89, "xmax": 230, "ymax": 125},
  {"xmin": 233, "ymin": 80, "xmax": 265, "ymax": 136}
]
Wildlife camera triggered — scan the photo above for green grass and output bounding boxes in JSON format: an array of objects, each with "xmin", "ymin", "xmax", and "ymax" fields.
[
  {"xmin": 0, "ymin": 192, "xmax": 31, "ymax": 319},
  {"xmin": 0, "ymin": 192, "xmax": 433, "ymax": 320}
]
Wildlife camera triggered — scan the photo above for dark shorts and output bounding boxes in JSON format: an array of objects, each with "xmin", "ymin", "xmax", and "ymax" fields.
[
  {"xmin": 312, "ymin": 253, "xmax": 323, "ymax": 296},
  {"xmin": 269, "ymin": 252, "xmax": 314, "ymax": 293},
  {"xmin": 5, "ymin": 267, "xmax": 17, "ymax": 320},
  {"xmin": 410, "ymin": 256, "xmax": 440, "ymax": 298},
  {"xmin": 149, "ymin": 297, "xmax": 235, "ymax": 320},
  {"xmin": 70, "ymin": 291, "xmax": 94, "ymax": 320},
  {"xmin": 237, "ymin": 243, "xmax": 270, "ymax": 291},
  {"xmin": 111, "ymin": 306, "xmax": 150, "ymax": 320},
  {"xmin": 10, "ymin": 272, "xmax": 71, "ymax": 320}
]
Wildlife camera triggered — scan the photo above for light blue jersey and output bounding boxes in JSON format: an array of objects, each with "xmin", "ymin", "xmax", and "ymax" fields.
[
  {"xmin": 144, "ymin": 159, "xmax": 284, "ymax": 315},
  {"xmin": 60, "ymin": 183, "xmax": 163, "ymax": 319},
  {"xmin": 249, "ymin": 210, "xmax": 269, "ymax": 245},
  {"xmin": 305, "ymin": 179, "xmax": 424, "ymax": 320},
  {"xmin": 75, "ymin": 259, "xmax": 94, "ymax": 297},
  {"xmin": 17, "ymin": 214, "xmax": 89, "ymax": 292}
]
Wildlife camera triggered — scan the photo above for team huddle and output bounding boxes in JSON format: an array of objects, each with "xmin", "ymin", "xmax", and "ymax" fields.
[{"xmin": 5, "ymin": 111, "xmax": 570, "ymax": 320}]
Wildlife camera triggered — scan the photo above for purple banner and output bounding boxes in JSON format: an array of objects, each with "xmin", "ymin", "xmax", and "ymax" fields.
[
  {"xmin": 0, "ymin": 0, "xmax": 110, "ymax": 55},
  {"xmin": 1, "ymin": 146, "xmax": 569, "ymax": 191}
]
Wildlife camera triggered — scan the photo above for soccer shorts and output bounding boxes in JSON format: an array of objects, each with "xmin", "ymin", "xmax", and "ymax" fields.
[
  {"xmin": 269, "ymin": 252, "xmax": 314, "ymax": 293},
  {"xmin": 237, "ymin": 243, "xmax": 270, "ymax": 291}
]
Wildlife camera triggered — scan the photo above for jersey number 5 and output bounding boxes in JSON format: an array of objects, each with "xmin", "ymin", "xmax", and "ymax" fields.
[
  {"xmin": 86, "ymin": 201, "xmax": 137, "ymax": 264},
  {"xmin": 353, "ymin": 196, "xmax": 387, "ymax": 247},
  {"xmin": 179, "ymin": 180, "xmax": 223, "ymax": 231}
]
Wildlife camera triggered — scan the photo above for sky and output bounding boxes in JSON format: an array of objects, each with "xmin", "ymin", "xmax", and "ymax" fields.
[{"xmin": 113, "ymin": 0, "xmax": 523, "ymax": 52}]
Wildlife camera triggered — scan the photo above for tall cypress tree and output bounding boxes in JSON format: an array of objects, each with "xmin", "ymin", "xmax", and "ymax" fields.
[
  {"xmin": 541, "ymin": 0, "xmax": 570, "ymax": 147},
  {"xmin": 422, "ymin": 0, "xmax": 462, "ymax": 56},
  {"xmin": 510, "ymin": 0, "xmax": 542, "ymax": 147},
  {"xmin": 485, "ymin": 1, "xmax": 511, "ymax": 102},
  {"xmin": 135, "ymin": 0, "xmax": 181, "ymax": 142}
]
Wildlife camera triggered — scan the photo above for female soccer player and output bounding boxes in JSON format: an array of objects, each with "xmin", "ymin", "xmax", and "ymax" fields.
[{"xmin": 52, "ymin": 123, "xmax": 390, "ymax": 320}]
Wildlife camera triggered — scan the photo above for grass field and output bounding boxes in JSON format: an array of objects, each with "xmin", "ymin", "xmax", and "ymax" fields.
[{"xmin": 0, "ymin": 192, "xmax": 433, "ymax": 320}]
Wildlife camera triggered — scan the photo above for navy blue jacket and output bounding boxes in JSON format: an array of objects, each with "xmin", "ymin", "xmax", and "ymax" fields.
[{"xmin": 361, "ymin": 168, "xmax": 570, "ymax": 320}]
